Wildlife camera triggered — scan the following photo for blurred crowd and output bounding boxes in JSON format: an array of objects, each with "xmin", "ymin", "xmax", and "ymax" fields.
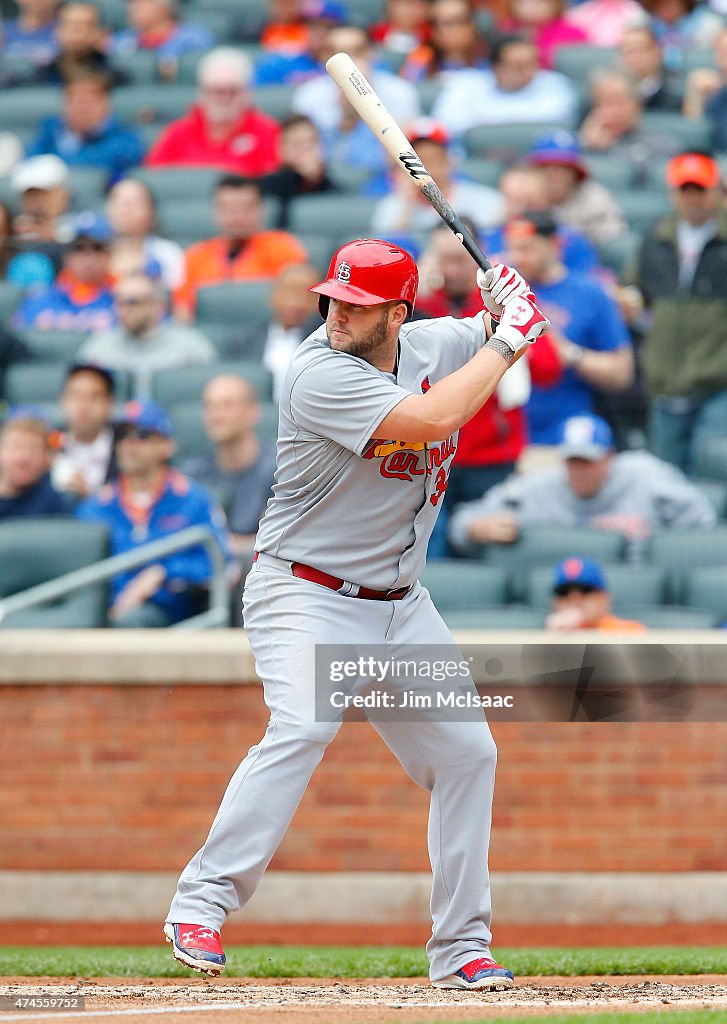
[{"xmin": 2, "ymin": 0, "xmax": 727, "ymax": 628}]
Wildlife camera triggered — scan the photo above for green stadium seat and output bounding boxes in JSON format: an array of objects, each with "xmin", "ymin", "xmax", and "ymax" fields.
[
  {"xmin": 481, "ymin": 525, "xmax": 627, "ymax": 600},
  {"xmin": 67, "ymin": 167, "xmax": 109, "ymax": 212},
  {"xmin": 0, "ymin": 281, "xmax": 23, "ymax": 321},
  {"xmin": 113, "ymin": 84, "xmax": 196, "ymax": 127},
  {"xmin": 684, "ymin": 566, "xmax": 727, "ymax": 623},
  {"xmin": 642, "ymin": 111, "xmax": 713, "ymax": 152},
  {"xmin": 598, "ymin": 232, "xmax": 640, "ymax": 275},
  {"xmin": 170, "ymin": 403, "xmax": 208, "ymax": 462},
  {"xmin": 110, "ymin": 50, "xmax": 158, "ymax": 84},
  {"xmin": 420, "ymin": 560, "xmax": 508, "ymax": 612},
  {"xmin": 526, "ymin": 563, "xmax": 667, "ymax": 611},
  {"xmin": 253, "ymin": 84, "xmax": 296, "ymax": 121},
  {"xmin": 196, "ymin": 281, "xmax": 273, "ymax": 327},
  {"xmin": 348, "ymin": 0, "xmax": 386, "ymax": 27},
  {"xmin": 288, "ymin": 194, "xmax": 379, "ymax": 239},
  {"xmin": 463, "ymin": 122, "xmax": 573, "ymax": 161},
  {"xmin": 183, "ymin": 6, "xmax": 238, "ymax": 41},
  {"xmin": 695, "ymin": 438, "xmax": 727, "ymax": 481},
  {"xmin": 0, "ymin": 518, "xmax": 109, "ymax": 628},
  {"xmin": 0, "ymin": 88, "xmax": 60, "ymax": 131},
  {"xmin": 460, "ymin": 157, "xmax": 506, "ymax": 189},
  {"xmin": 554, "ymin": 44, "xmax": 617, "ymax": 83},
  {"xmin": 293, "ymin": 233, "xmax": 337, "ymax": 274},
  {"xmin": 328, "ymin": 162, "xmax": 379, "ymax": 195},
  {"xmin": 692, "ymin": 479, "xmax": 727, "ymax": 519},
  {"xmin": 19, "ymin": 328, "xmax": 88, "ymax": 364},
  {"xmin": 618, "ymin": 605, "xmax": 719, "ymax": 629},
  {"xmin": 417, "ymin": 79, "xmax": 444, "ymax": 115},
  {"xmin": 444, "ymin": 606, "xmax": 546, "ymax": 630},
  {"xmin": 155, "ymin": 196, "xmax": 280, "ymax": 245},
  {"xmin": 132, "ymin": 167, "xmax": 222, "ymax": 203},
  {"xmin": 647, "ymin": 527, "xmax": 727, "ymax": 601},
  {"xmin": 151, "ymin": 360, "xmax": 274, "ymax": 406},
  {"xmin": 584, "ymin": 153, "xmax": 635, "ymax": 190},
  {"xmin": 236, "ymin": 0, "xmax": 267, "ymax": 40},
  {"xmin": 4, "ymin": 362, "xmax": 68, "ymax": 403},
  {"xmin": 94, "ymin": 0, "xmax": 127, "ymax": 31},
  {"xmin": 613, "ymin": 189, "xmax": 671, "ymax": 233}
]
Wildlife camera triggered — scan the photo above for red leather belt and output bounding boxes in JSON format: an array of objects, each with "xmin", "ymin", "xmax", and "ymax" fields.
[{"xmin": 254, "ymin": 552, "xmax": 410, "ymax": 601}]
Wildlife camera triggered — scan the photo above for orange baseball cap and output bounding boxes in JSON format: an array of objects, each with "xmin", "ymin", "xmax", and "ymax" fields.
[{"xmin": 666, "ymin": 153, "xmax": 720, "ymax": 189}]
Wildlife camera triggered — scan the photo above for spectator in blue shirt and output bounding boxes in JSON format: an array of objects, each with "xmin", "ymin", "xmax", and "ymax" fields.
[
  {"xmin": 0, "ymin": 406, "xmax": 68, "ymax": 520},
  {"xmin": 112, "ymin": 0, "xmax": 214, "ymax": 78},
  {"xmin": 253, "ymin": 0, "xmax": 346, "ymax": 86},
  {"xmin": 504, "ymin": 211, "xmax": 634, "ymax": 445},
  {"xmin": 76, "ymin": 400, "xmax": 232, "ymax": 627},
  {"xmin": 15, "ymin": 211, "xmax": 116, "ymax": 332},
  {"xmin": 2, "ymin": 0, "xmax": 60, "ymax": 68},
  {"xmin": 27, "ymin": 69, "xmax": 145, "ymax": 185}
]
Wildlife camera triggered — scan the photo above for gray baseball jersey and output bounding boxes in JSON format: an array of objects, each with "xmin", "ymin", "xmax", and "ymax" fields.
[{"xmin": 255, "ymin": 315, "xmax": 488, "ymax": 590}]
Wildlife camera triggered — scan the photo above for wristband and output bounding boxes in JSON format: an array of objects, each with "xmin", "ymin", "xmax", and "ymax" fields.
[{"xmin": 484, "ymin": 336, "xmax": 515, "ymax": 364}]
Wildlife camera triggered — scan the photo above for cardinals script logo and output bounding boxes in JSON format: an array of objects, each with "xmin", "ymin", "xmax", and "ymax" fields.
[{"xmin": 336, "ymin": 260, "xmax": 352, "ymax": 283}]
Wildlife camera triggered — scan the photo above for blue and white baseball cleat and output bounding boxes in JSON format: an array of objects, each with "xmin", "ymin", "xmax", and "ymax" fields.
[
  {"xmin": 164, "ymin": 922, "xmax": 226, "ymax": 976},
  {"xmin": 432, "ymin": 956, "xmax": 514, "ymax": 990}
]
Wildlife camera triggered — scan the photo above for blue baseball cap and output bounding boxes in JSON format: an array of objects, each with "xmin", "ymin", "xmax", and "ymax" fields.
[
  {"xmin": 301, "ymin": 0, "xmax": 347, "ymax": 22},
  {"xmin": 69, "ymin": 211, "xmax": 114, "ymax": 244},
  {"xmin": 118, "ymin": 400, "xmax": 172, "ymax": 438},
  {"xmin": 529, "ymin": 129, "xmax": 588, "ymax": 180},
  {"xmin": 4, "ymin": 403, "xmax": 52, "ymax": 426},
  {"xmin": 553, "ymin": 556, "xmax": 608, "ymax": 593},
  {"xmin": 559, "ymin": 414, "xmax": 614, "ymax": 461}
]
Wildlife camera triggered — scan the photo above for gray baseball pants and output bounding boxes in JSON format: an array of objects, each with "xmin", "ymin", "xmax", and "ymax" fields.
[{"xmin": 167, "ymin": 556, "xmax": 498, "ymax": 981}]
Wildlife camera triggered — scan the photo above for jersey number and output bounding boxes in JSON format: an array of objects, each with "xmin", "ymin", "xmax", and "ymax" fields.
[{"xmin": 430, "ymin": 468, "xmax": 449, "ymax": 506}]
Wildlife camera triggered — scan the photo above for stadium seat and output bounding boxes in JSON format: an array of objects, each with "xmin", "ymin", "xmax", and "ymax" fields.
[
  {"xmin": 584, "ymin": 153, "xmax": 635, "ymax": 191},
  {"xmin": 288, "ymin": 194, "xmax": 379, "ymax": 239},
  {"xmin": 612, "ymin": 189, "xmax": 671, "ymax": 233},
  {"xmin": 67, "ymin": 167, "xmax": 108, "ymax": 211},
  {"xmin": 695, "ymin": 438, "xmax": 727, "ymax": 481},
  {"xmin": 444, "ymin": 606, "xmax": 546, "ymax": 630},
  {"xmin": 481, "ymin": 526, "xmax": 627, "ymax": 600},
  {"xmin": 692, "ymin": 479, "xmax": 727, "ymax": 519},
  {"xmin": 133, "ymin": 167, "xmax": 222, "ymax": 203},
  {"xmin": 196, "ymin": 281, "xmax": 274, "ymax": 327},
  {"xmin": 170, "ymin": 403, "xmax": 208, "ymax": 461},
  {"xmin": 460, "ymin": 157, "xmax": 506, "ymax": 189},
  {"xmin": 463, "ymin": 122, "xmax": 574, "ymax": 162},
  {"xmin": 4, "ymin": 363, "xmax": 132, "ymax": 403},
  {"xmin": 598, "ymin": 232, "xmax": 640, "ymax": 275},
  {"xmin": 647, "ymin": 527, "xmax": 727, "ymax": 601},
  {"xmin": 19, "ymin": 328, "xmax": 88, "ymax": 364},
  {"xmin": 292, "ymin": 233, "xmax": 337, "ymax": 274},
  {"xmin": 0, "ymin": 281, "xmax": 23, "ymax": 321},
  {"xmin": 236, "ymin": 0, "xmax": 267, "ymax": 40},
  {"xmin": 526, "ymin": 563, "xmax": 667, "ymax": 611},
  {"xmin": 683, "ymin": 566, "xmax": 727, "ymax": 623},
  {"xmin": 0, "ymin": 88, "xmax": 60, "ymax": 131},
  {"xmin": 151, "ymin": 361, "xmax": 274, "ymax": 406},
  {"xmin": 348, "ymin": 0, "xmax": 386, "ymax": 27},
  {"xmin": 155, "ymin": 195, "xmax": 280, "ymax": 245},
  {"xmin": 681, "ymin": 48, "xmax": 716, "ymax": 72},
  {"xmin": 417, "ymin": 79, "xmax": 443, "ymax": 115},
  {"xmin": 94, "ymin": 0, "xmax": 127, "ymax": 31},
  {"xmin": 113, "ymin": 84, "xmax": 196, "ymax": 127},
  {"xmin": 618, "ymin": 605, "xmax": 719, "ymax": 629},
  {"xmin": 554, "ymin": 44, "xmax": 617, "ymax": 83},
  {"xmin": 183, "ymin": 6, "xmax": 237, "ymax": 41},
  {"xmin": 110, "ymin": 50, "xmax": 158, "ymax": 85},
  {"xmin": 328, "ymin": 162, "xmax": 379, "ymax": 195},
  {"xmin": 642, "ymin": 111, "xmax": 713, "ymax": 152},
  {"xmin": 0, "ymin": 518, "xmax": 109, "ymax": 628},
  {"xmin": 420, "ymin": 560, "xmax": 508, "ymax": 612},
  {"xmin": 252, "ymin": 84, "xmax": 296, "ymax": 121},
  {"xmin": 258, "ymin": 401, "xmax": 279, "ymax": 447}
]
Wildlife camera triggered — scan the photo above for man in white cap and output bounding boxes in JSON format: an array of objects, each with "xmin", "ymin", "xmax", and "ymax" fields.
[{"xmin": 8, "ymin": 155, "xmax": 72, "ymax": 288}]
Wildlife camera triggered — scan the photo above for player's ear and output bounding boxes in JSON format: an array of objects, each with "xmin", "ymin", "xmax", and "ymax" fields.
[{"xmin": 389, "ymin": 301, "xmax": 409, "ymax": 328}]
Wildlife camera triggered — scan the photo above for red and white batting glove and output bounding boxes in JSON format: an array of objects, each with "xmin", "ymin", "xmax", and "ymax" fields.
[
  {"xmin": 489, "ymin": 292, "xmax": 550, "ymax": 357},
  {"xmin": 477, "ymin": 264, "xmax": 530, "ymax": 319}
]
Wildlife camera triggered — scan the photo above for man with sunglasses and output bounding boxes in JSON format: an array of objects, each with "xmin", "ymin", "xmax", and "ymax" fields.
[
  {"xmin": 78, "ymin": 270, "xmax": 215, "ymax": 397},
  {"xmin": 546, "ymin": 556, "xmax": 646, "ymax": 632},
  {"xmin": 76, "ymin": 399, "xmax": 231, "ymax": 627},
  {"xmin": 14, "ymin": 211, "xmax": 116, "ymax": 332}
]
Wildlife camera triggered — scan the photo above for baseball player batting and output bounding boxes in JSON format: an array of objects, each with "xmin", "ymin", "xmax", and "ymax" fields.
[{"xmin": 164, "ymin": 240, "xmax": 549, "ymax": 990}]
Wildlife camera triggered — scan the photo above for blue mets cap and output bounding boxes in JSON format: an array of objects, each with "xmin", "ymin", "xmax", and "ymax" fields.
[
  {"xmin": 559, "ymin": 414, "xmax": 614, "ymax": 461},
  {"xmin": 117, "ymin": 399, "xmax": 172, "ymax": 438},
  {"xmin": 69, "ymin": 211, "xmax": 114, "ymax": 244},
  {"xmin": 529, "ymin": 129, "xmax": 588, "ymax": 179},
  {"xmin": 553, "ymin": 556, "xmax": 608, "ymax": 593}
]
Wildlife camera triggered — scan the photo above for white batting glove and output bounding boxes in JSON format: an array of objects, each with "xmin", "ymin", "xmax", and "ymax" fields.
[
  {"xmin": 490, "ymin": 292, "xmax": 550, "ymax": 356},
  {"xmin": 477, "ymin": 264, "xmax": 530, "ymax": 319}
]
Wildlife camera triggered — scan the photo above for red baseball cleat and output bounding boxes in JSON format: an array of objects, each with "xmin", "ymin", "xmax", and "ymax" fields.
[
  {"xmin": 432, "ymin": 956, "xmax": 514, "ymax": 990},
  {"xmin": 164, "ymin": 922, "xmax": 226, "ymax": 976}
]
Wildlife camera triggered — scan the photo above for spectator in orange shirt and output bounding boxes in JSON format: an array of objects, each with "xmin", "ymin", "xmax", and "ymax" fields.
[
  {"xmin": 144, "ymin": 47, "xmax": 282, "ymax": 177},
  {"xmin": 174, "ymin": 175, "xmax": 308, "ymax": 320},
  {"xmin": 546, "ymin": 556, "xmax": 647, "ymax": 632}
]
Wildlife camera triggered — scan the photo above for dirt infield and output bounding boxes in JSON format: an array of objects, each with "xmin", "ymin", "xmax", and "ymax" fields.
[{"xmin": 1, "ymin": 977, "xmax": 727, "ymax": 1023}]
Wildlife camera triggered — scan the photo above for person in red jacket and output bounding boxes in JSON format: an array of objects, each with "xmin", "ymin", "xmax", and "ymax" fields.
[
  {"xmin": 416, "ymin": 222, "xmax": 562, "ymax": 510},
  {"xmin": 145, "ymin": 47, "xmax": 281, "ymax": 176}
]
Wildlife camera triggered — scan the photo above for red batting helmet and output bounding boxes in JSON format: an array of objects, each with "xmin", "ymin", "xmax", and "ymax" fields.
[{"xmin": 310, "ymin": 238, "xmax": 418, "ymax": 317}]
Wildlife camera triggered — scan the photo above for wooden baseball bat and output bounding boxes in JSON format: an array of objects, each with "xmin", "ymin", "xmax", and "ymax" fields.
[{"xmin": 325, "ymin": 51, "xmax": 492, "ymax": 274}]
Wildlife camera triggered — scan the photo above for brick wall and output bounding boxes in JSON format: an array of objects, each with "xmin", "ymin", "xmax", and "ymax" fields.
[{"xmin": 3, "ymin": 684, "xmax": 727, "ymax": 874}]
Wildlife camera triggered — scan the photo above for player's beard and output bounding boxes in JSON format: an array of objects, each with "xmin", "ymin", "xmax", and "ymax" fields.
[{"xmin": 328, "ymin": 308, "xmax": 390, "ymax": 362}]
